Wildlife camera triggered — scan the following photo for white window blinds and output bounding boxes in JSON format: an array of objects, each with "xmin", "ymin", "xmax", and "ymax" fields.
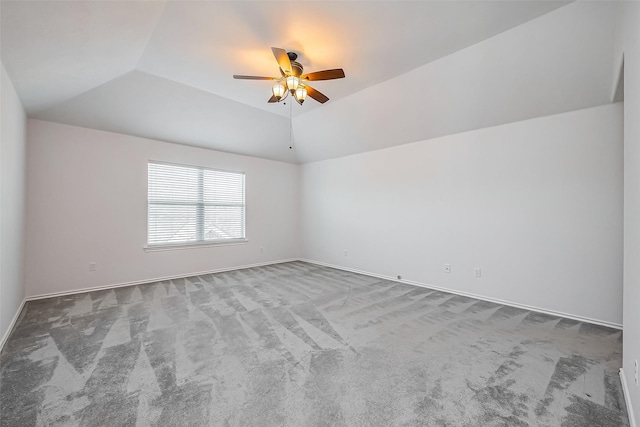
[{"xmin": 147, "ymin": 162, "xmax": 245, "ymax": 246}]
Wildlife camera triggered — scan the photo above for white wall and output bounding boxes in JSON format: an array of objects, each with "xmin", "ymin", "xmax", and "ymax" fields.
[
  {"xmin": 0, "ymin": 63, "xmax": 27, "ymax": 343},
  {"xmin": 618, "ymin": 2, "xmax": 640, "ymax": 423},
  {"xmin": 25, "ymin": 119, "xmax": 299, "ymax": 297},
  {"xmin": 301, "ymin": 104, "xmax": 623, "ymax": 326}
]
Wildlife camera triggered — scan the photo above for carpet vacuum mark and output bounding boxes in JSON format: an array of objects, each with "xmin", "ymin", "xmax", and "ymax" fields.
[{"xmin": 0, "ymin": 262, "xmax": 628, "ymax": 426}]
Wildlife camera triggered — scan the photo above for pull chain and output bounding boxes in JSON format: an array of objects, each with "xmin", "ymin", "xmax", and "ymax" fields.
[{"xmin": 289, "ymin": 99, "xmax": 294, "ymax": 150}]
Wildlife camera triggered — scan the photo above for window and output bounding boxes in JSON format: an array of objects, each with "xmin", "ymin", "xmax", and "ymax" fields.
[{"xmin": 147, "ymin": 161, "xmax": 246, "ymax": 248}]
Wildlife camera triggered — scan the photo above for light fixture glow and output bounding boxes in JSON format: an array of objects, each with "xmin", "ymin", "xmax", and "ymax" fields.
[
  {"xmin": 294, "ymin": 85, "xmax": 307, "ymax": 104},
  {"xmin": 286, "ymin": 75, "xmax": 300, "ymax": 92},
  {"xmin": 272, "ymin": 82, "xmax": 285, "ymax": 100}
]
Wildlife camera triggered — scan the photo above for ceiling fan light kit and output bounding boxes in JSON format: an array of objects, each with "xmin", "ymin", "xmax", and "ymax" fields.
[
  {"xmin": 272, "ymin": 82, "xmax": 286, "ymax": 101},
  {"xmin": 295, "ymin": 86, "xmax": 308, "ymax": 105},
  {"xmin": 286, "ymin": 75, "xmax": 300, "ymax": 92},
  {"xmin": 234, "ymin": 47, "xmax": 345, "ymax": 105}
]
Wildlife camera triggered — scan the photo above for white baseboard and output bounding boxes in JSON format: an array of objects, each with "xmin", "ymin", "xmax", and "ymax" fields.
[
  {"xmin": 299, "ymin": 258, "xmax": 623, "ymax": 330},
  {"xmin": 2, "ymin": 258, "xmax": 633, "ymax": 425},
  {"xmin": 620, "ymin": 369, "xmax": 637, "ymax": 427},
  {"xmin": 2, "ymin": 259, "xmax": 296, "ymax": 354},
  {"xmin": 6, "ymin": 257, "xmax": 622, "ymax": 355},
  {"xmin": 0, "ymin": 298, "xmax": 26, "ymax": 353},
  {"xmin": 26, "ymin": 258, "xmax": 299, "ymax": 301}
]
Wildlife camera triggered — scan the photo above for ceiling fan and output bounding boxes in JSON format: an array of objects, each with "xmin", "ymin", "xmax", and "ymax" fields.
[{"xmin": 233, "ymin": 47, "xmax": 345, "ymax": 105}]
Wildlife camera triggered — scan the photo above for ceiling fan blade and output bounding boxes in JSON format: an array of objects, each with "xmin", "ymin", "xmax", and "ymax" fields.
[
  {"xmin": 306, "ymin": 85, "xmax": 329, "ymax": 104},
  {"xmin": 233, "ymin": 75, "xmax": 278, "ymax": 80},
  {"xmin": 268, "ymin": 95, "xmax": 278, "ymax": 103},
  {"xmin": 271, "ymin": 47, "xmax": 292, "ymax": 74},
  {"xmin": 302, "ymin": 69, "xmax": 345, "ymax": 81}
]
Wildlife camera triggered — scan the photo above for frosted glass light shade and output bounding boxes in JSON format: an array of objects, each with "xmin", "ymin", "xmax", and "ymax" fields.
[
  {"xmin": 294, "ymin": 85, "xmax": 307, "ymax": 104},
  {"xmin": 272, "ymin": 82, "xmax": 285, "ymax": 100},
  {"xmin": 286, "ymin": 76, "xmax": 299, "ymax": 92}
]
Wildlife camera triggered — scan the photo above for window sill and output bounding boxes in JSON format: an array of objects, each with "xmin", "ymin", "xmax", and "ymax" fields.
[{"xmin": 143, "ymin": 239, "xmax": 248, "ymax": 252}]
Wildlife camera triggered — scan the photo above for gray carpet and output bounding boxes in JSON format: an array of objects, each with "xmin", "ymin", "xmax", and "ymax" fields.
[{"xmin": 0, "ymin": 261, "xmax": 628, "ymax": 426}]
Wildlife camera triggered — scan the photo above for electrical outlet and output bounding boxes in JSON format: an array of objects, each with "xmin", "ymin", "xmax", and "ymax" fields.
[
  {"xmin": 344, "ymin": 250, "xmax": 348, "ymax": 257},
  {"xmin": 635, "ymin": 360, "xmax": 638, "ymax": 386},
  {"xmin": 260, "ymin": 247, "xmax": 264, "ymax": 253},
  {"xmin": 474, "ymin": 268, "xmax": 482, "ymax": 278},
  {"xmin": 89, "ymin": 262, "xmax": 96, "ymax": 272},
  {"xmin": 444, "ymin": 264, "xmax": 451, "ymax": 274}
]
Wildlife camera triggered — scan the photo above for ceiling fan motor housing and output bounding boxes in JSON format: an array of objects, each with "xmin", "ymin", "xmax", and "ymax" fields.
[
  {"xmin": 290, "ymin": 61, "xmax": 304, "ymax": 77},
  {"xmin": 286, "ymin": 51, "xmax": 303, "ymax": 77}
]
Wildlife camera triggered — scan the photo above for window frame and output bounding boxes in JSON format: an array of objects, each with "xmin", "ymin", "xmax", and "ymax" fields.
[{"xmin": 144, "ymin": 160, "xmax": 248, "ymax": 252}]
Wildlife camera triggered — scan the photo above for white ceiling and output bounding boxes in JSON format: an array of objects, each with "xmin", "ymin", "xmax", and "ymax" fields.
[{"xmin": 1, "ymin": 1, "xmax": 620, "ymax": 163}]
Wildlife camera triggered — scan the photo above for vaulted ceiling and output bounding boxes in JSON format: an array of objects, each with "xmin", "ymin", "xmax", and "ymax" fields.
[{"xmin": 1, "ymin": 1, "xmax": 620, "ymax": 163}]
